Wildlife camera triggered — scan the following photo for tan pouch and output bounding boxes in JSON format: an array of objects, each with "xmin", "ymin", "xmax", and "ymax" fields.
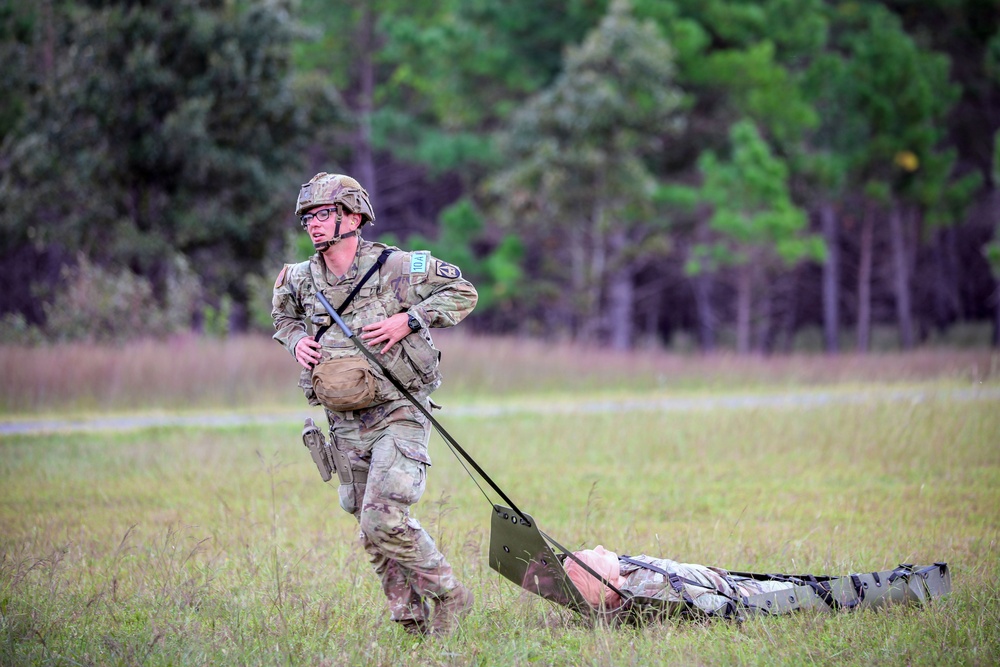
[{"xmin": 311, "ymin": 357, "xmax": 377, "ymax": 411}]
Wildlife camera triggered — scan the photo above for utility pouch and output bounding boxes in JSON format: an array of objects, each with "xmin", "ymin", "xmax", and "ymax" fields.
[
  {"xmin": 301, "ymin": 418, "xmax": 336, "ymax": 482},
  {"xmin": 311, "ymin": 357, "xmax": 378, "ymax": 412},
  {"xmin": 333, "ymin": 445, "xmax": 356, "ymax": 485},
  {"xmin": 399, "ymin": 333, "xmax": 442, "ymax": 385}
]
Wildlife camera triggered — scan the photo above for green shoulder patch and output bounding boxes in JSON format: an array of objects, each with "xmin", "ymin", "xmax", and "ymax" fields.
[{"xmin": 410, "ymin": 252, "xmax": 429, "ymax": 274}]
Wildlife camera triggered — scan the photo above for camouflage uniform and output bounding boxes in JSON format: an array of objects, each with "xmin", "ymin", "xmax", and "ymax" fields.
[
  {"xmin": 619, "ymin": 555, "xmax": 793, "ymax": 615},
  {"xmin": 272, "ymin": 238, "xmax": 477, "ymax": 627}
]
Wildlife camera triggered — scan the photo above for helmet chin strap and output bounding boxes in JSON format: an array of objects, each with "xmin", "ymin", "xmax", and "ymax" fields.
[{"xmin": 312, "ymin": 205, "xmax": 358, "ymax": 252}]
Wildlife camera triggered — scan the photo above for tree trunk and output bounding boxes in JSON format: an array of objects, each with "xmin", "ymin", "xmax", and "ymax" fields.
[
  {"xmin": 569, "ymin": 223, "xmax": 586, "ymax": 338},
  {"xmin": 776, "ymin": 269, "xmax": 798, "ymax": 353},
  {"xmin": 944, "ymin": 225, "xmax": 962, "ymax": 319},
  {"xmin": 605, "ymin": 230, "xmax": 633, "ymax": 351},
  {"xmin": 821, "ymin": 202, "xmax": 839, "ymax": 353},
  {"xmin": 754, "ymin": 278, "xmax": 773, "ymax": 354},
  {"xmin": 735, "ymin": 264, "xmax": 753, "ymax": 354},
  {"xmin": 856, "ymin": 205, "xmax": 873, "ymax": 352},
  {"xmin": 577, "ymin": 197, "xmax": 606, "ymax": 343},
  {"xmin": 352, "ymin": 6, "xmax": 378, "ymax": 203},
  {"xmin": 994, "ymin": 281, "xmax": 1000, "ymax": 348},
  {"xmin": 889, "ymin": 201, "xmax": 914, "ymax": 349},
  {"xmin": 693, "ymin": 270, "xmax": 715, "ymax": 352}
]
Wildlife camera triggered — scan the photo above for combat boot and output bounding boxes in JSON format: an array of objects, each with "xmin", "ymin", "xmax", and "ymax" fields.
[
  {"xmin": 396, "ymin": 599, "xmax": 431, "ymax": 637},
  {"xmin": 398, "ymin": 619, "xmax": 427, "ymax": 637},
  {"xmin": 429, "ymin": 585, "xmax": 474, "ymax": 635}
]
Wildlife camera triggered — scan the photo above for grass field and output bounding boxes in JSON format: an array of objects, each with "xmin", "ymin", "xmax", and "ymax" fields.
[{"xmin": 1, "ymin": 337, "xmax": 999, "ymax": 665}]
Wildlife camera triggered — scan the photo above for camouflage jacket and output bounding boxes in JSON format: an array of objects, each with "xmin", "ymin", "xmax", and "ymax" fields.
[
  {"xmin": 271, "ymin": 240, "xmax": 478, "ymax": 415},
  {"xmin": 619, "ymin": 555, "xmax": 743, "ymax": 615}
]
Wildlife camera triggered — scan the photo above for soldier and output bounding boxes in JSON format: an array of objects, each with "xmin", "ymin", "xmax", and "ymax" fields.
[
  {"xmin": 564, "ymin": 545, "xmax": 793, "ymax": 615},
  {"xmin": 271, "ymin": 172, "xmax": 478, "ymax": 636}
]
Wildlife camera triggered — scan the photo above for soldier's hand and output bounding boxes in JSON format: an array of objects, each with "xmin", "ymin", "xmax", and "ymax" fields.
[
  {"xmin": 360, "ymin": 313, "xmax": 411, "ymax": 354},
  {"xmin": 294, "ymin": 336, "xmax": 323, "ymax": 369}
]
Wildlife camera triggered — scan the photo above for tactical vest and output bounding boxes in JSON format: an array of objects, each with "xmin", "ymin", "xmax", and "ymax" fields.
[{"xmin": 295, "ymin": 247, "xmax": 443, "ymax": 411}]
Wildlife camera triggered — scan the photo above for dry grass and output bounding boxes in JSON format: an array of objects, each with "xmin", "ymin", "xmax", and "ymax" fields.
[{"xmin": 1, "ymin": 332, "xmax": 997, "ymax": 415}]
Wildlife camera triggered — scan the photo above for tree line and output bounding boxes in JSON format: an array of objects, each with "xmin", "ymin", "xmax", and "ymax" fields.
[{"xmin": 2, "ymin": 0, "xmax": 999, "ymax": 351}]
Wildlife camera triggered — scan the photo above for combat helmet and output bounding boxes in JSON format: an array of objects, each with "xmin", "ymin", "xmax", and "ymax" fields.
[{"xmin": 295, "ymin": 172, "xmax": 376, "ymax": 223}]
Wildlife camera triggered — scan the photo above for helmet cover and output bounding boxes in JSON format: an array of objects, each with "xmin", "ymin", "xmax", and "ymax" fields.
[{"xmin": 295, "ymin": 172, "xmax": 376, "ymax": 223}]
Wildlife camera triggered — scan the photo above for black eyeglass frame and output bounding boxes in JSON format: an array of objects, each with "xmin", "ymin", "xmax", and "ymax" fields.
[{"xmin": 299, "ymin": 206, "xmax": 339, "ymax": 229}]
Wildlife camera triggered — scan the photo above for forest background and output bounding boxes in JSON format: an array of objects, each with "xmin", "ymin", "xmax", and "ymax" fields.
[{"xmin": 2, "ymin": 0, "xmax": 1000, "ymax": 354}]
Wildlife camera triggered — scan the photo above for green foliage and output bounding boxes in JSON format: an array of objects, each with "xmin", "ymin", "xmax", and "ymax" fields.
[
  {"xmin": 0, "ymin": 0, "xmax": 35, "ymax": 142},
  {"xmin": 838, "ymin": 7, "xmax": 958, "ymax": 193},
  {"xmin": 0, "ymin": 313, "xmax": 44, "ymax": 345},
  {"xmin": 380, "ymin": 198, "xmax": 524, "ymax": 312},
  {"xmin": 201, "ymin": 294, "xmax": 233, "ymax": 339},
  {"xmin": 694, "ymin": 120, "xmax": 824, "ymax": 273},
  {"xmin": 376, "ymin": 0, "xmax": 606, "ymax": 127},
  {"xmin": 492, "ymin": 0, "xmax": 684, "ymax": 336},
  {"xmin": 0, "ymin": 0, "xmax": 307, "ymax": 335},
  {"xmin": 41, "ymin": 254, "xmax": 200, "ymax": 343},
  {"xmin": 634, "ymin": 0, "xmax": 827, "ymax": 151},
  {"xmin": 371, "ymin": 107, "xmax": 498, "ymax": 175},
  {"xmin": 0, "ymin": 0, "xmax": 995, "ymax": 348},
  {"xmin": 691, "ymin": 40, "xmax": 818, "ymax": 148}
]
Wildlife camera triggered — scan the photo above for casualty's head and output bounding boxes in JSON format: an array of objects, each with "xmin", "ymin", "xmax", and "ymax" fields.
[
  {"xmin": 564, "ymin": 545, "xmax": 626, "ymax": 608},
  {"xmin": 295, "ymin": 172, "xmax": 376, "ymax": 251}
]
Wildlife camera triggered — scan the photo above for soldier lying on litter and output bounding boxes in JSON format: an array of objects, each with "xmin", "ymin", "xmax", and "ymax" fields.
[
  {"xmin": 564, "ymin": 545, "xmax": 793, "ymax": 615},
  {"xmin": 554, "ymin": 545, "xmax": 950, "ymax": 621}
]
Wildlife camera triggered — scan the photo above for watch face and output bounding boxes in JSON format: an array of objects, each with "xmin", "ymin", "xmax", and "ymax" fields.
[{"xmin": 408, "ymin": 315, "xmax": 420, "ymax": 331}]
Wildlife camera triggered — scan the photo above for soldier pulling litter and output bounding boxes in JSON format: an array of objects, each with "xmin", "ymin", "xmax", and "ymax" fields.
[{"xmin": 272, "ymin": 172, "xmax": 477, "ymax": 636}]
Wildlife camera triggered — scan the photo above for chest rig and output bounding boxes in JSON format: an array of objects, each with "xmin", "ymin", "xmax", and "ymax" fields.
[{"xmin": 302, "ymin": 247, "xmax": 441, "ymax": 412}]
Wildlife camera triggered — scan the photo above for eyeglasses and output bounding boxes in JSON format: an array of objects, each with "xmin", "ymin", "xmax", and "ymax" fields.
[{"xmin": 299, "ymin": 206, "xmax": 338, "ymax": 229}]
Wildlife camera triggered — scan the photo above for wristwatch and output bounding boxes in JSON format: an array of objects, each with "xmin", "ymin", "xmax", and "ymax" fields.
[{"xmin": 407, "ymin": 313, "xmax": 422, "ymax": 332}]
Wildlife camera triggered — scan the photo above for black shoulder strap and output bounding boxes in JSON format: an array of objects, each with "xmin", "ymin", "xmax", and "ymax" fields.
[
  {"xmin": 315, "ymin": 248, "xmax": 394, "ymax": 342},
  {"xmin": 335, "ymin": 247, "xmax": 394, "ymax": 316}
]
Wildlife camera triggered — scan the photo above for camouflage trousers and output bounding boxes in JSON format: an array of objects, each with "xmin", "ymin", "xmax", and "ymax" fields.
[{"xmin": 328, "ymin": 403, "xmax": 460, "ymax": 624}]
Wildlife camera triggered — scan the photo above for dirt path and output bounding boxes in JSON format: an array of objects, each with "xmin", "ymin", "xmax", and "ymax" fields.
[{"xmin": 2, "ymin": 385, "xmax": 998, "ymax": 436}]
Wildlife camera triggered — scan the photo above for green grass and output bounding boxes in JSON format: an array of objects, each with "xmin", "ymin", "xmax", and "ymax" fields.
[
  {"xmin": 2, "ymin": 386, "xmax": 999, "ymax": 665},
  {"xmin": 2, "ymin": 337, "xmax": 998, "ymax": 664}
]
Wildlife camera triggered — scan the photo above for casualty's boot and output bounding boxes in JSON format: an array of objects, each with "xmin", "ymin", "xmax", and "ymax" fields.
[{"xmin": 429, "ymin": 585, "xmax": 474, "ymax": 635}]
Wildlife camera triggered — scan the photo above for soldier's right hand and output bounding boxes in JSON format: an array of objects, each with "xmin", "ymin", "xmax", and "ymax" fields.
[{"xmin": 294, "ymin": 336, "xmax": 323, "ymax": 369}]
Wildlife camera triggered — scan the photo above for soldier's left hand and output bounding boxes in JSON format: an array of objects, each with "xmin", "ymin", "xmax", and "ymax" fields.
[{"xmin": 360, "ymin": 313, "xmax": 412, "ymax": 354}]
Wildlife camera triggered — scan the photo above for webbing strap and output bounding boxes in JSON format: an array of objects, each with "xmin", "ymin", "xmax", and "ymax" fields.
[
  {"xmin": 619, "ymin": 556, "xmax": 699, "ymax": 603},
  {"xmin": 804, "ymin": 577, "xmax": 839, "ymax": 610},
  {"xmin": 314, "ymin": 292, "xmax": 532, "ymax": 526}
]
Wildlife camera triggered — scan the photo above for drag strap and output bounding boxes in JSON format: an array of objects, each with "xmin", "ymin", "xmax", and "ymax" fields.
[{"xmin": 313, "ymin": 290, "xmax": 531, "ymax": 527}]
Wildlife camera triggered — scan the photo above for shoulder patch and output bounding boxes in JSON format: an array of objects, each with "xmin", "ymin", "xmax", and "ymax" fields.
[
  {"xmin": 410, "ymin": 252, "xmax": 429, "ymax": 274},
  {"xmin": 274, "ymin": 264, "xmax": 290, "ymax": 290},
  {"xmin": 435, "ymin": 261, "xmax": 461, "ymax": 279}
]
